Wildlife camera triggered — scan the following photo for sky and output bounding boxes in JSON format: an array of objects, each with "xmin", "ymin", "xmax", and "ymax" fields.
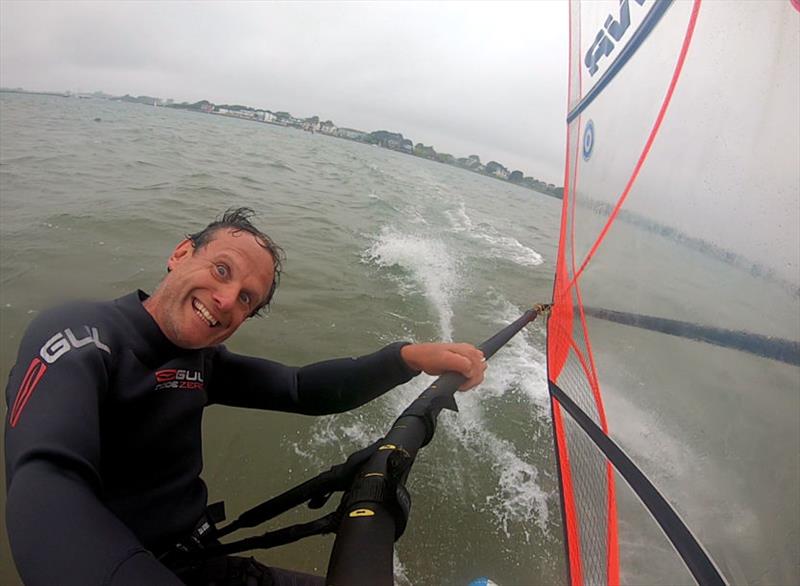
[{"xmin": 0, "ymin": 1, "xmax": 568, "ymax": 184}]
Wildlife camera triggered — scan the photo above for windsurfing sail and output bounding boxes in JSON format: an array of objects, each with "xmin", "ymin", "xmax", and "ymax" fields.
[{"xmin": 548, "ymin": 1, "xmax": 800, "ymax": 584}]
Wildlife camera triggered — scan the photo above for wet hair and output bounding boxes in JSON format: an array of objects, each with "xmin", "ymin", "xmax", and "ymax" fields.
[{"xmin": 186, "ymin": 207, "xmax": 285, "ymax": 315}]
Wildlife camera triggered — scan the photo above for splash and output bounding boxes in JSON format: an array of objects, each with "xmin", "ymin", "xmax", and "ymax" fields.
[
  {"xmin": 364, "ymin": 226, "xmax": 459, "ymax": 341},
  {"xmin": 480, "ymin": 295, "xmax": 550, "ymax": 411},
  {"xmin": 445, "ymin": 202, "xmax": 544, "ymax": 267},
  {"xmin": 441, "ymin": 297, "xmax": 553, "ymax": 539}
]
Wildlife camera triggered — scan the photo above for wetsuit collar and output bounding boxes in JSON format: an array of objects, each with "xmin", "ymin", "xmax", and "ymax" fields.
[{"xmin": 114, "ymin": 290, "xmax": 189, "ymax": 364}]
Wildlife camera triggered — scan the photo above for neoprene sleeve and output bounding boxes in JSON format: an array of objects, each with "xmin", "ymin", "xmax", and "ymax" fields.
[
  {"xmin": 4, "ymin": 304, "xmax": 183, "ymax": 586},
  {"xmin": 5, "ymin": 291, "xmax": 419, "ymax": 585},
  {"xmin": 209, "ymin": 342, "xmax": 419, "ymax": 414}
]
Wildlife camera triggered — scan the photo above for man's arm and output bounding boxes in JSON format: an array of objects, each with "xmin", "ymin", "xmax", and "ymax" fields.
[
  {"xmin": 4, "ymin": 309, "xmax": 181, "ymax": 586},
  {"xmin": 399, "ymin": 342, "xmax": 486, "ymax": 390},
  {"xmin": 208, "ymin": 341, "xmax": 486, "ymax": 414}
]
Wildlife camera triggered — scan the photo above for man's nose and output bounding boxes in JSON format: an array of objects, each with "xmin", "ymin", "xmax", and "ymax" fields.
[{"xmin": 212, "ymin": 285, "xmax": 238, "ymax": 311}]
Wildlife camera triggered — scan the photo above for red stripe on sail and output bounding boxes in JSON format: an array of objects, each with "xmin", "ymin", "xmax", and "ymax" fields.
[
  {"xmin": 553, "ymin": 398, "xmax": 584, "ymax": 586},
  {"xmin": 548, "ymin": 0, "xmax": 578, "ymax": 384},
  {"xmin": 549, "ymin": 4, "xmax": 585, "ymax": 585},
  {"xmin": 549, "ymin": 134, "xmax": 576, "ymax": 382}
]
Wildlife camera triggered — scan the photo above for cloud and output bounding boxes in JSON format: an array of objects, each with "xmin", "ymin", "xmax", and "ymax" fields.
[{"xmin": 0, "ymin": 1, "xmax": 567, "ymax": 183}]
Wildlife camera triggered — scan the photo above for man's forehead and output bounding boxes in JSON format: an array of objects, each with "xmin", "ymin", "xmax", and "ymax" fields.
[
  {"xmin": 201, "ymin": 229, "xmax": 275, "ymax": 289},
  {"xmin": 204, "ymin": 229, "xmax": 272, "ymax": 261}
]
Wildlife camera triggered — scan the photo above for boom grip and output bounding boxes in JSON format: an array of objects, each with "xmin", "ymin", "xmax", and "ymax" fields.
[{"xmin": 325, "ymin": 306, "xmax": 544, "ymax": 586}]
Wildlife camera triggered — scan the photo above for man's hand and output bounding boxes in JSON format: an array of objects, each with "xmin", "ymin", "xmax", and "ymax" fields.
[{"xmin": 400, "ymin": 343, "xmax": 487, "ymax": 391}]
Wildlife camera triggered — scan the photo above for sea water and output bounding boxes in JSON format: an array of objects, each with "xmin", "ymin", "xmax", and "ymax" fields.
[{"xmin": 0, "ymin": 93, "xmax": 564, "ymax": 585}]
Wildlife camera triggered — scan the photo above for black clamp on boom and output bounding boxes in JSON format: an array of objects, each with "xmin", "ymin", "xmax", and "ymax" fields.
[{"xmin": 340, "ymin": 446, "xmax": 413, "ymax": 540}]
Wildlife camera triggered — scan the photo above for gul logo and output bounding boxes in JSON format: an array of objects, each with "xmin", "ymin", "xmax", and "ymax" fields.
[
  {"xmin": 11, "ymin": 326, "xmax": 110, "ymax": 427},
  {"xmin": 154, "ymin": 369, "xmax": 205, "ymax": 391},
  {"xmin": 40, "ymin": 327, "xmax": 111, "ymax": 364},
  {"xmin": 585, "ymin": 0, "xmax": 646, "ymax": 77}
]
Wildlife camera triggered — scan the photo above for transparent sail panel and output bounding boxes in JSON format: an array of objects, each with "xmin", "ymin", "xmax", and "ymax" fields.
[
  {"xmin": 549, "ymin": 1, "xmax": 799, "ymax": 584},
  {"xmin": 613, "ymin": 467, "xmax": 695, "ymax": 586}
]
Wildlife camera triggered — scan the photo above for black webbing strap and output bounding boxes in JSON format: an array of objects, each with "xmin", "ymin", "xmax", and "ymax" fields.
[
  {"xmin": 549, "ymin": 380, "xmax": 727, "ymax": 586},
  {"xmin": 216, "ymin": 439, "xmax": 383, "ymax": 538},
  {"xmin": 174, "ymin": 511, "xmax": 341, "ymax": 565}
]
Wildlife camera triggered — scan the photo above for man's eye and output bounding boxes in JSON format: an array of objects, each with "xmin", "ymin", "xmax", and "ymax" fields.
[
  {"xmin": 215, "ymin": 264, "xmax": 228, "ymax": 277},
  {"xmin": 240, "ymin": 292, "xmax": 251, "ymax": 305}
]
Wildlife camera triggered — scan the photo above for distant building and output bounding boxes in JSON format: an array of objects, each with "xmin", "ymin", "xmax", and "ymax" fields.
[
  {"xmin": 337, "ymin": 127, "xmax": 369, "ymax": 141},
  {"xmin": 200, "ymin": 102, "xmax": 214, "ymax": 113},
  {"xmin": 485, "ymin": 161, "xmax": 510, "ymax": 180},
  {"xmin": 320, "ymin": 120, "xmax": 337, "ymax": 134},
  {"xmin": 369, "ymin": 130, "xmax": 413, "ymax": 153}
]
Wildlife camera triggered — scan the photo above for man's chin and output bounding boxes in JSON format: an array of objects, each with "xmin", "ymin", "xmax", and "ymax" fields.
[
  {"xmin": 171, "ymin": 328, "xmax": 213, "ymax": 350},
  {"xmin": 179, "ymin": 328, "xmax": 231, "ymax": 349}
]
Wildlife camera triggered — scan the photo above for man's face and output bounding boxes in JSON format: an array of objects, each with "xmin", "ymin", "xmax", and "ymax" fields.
[{"xmin": 146, "ymin": 228, "xmax": 275, "ymax": 349}]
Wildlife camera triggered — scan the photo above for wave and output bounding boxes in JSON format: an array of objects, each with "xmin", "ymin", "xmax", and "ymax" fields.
[
  {"xmin": 129, "ymin": 182, "xmax": 172, "ymax": 191},
  {"xmin": 444, "ymin": 296, "xmax": 552, "ymax": 539},
  {"xmin": 446, "ymin": 202, "xmax": 544, "ymax": 267},
  {"xmin": 363, "ymin": 226, "xmax": 458, "ymax": 341},
  {"xmin": 264, "ymin": 161, "xmax": 296, "ymax": 172}
]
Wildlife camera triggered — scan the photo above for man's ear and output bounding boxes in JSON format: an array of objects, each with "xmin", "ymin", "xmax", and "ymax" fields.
[{"xmin": 167, "ymin": 239, "xmax": 194, "ymax": 272}]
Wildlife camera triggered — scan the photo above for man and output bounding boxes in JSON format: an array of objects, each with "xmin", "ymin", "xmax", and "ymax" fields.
[{"xmin": 4, "ymin": 208, "xmax": 486, "ymax": 585}]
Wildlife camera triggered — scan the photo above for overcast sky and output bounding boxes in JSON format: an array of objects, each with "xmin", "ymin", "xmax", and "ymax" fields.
[{"xmin": 1, "ymin": 1, "xmax": 568, "ymax": 183}]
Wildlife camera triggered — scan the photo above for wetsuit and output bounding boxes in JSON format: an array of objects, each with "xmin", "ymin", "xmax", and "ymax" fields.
[{"xmin": 4, "ymin": 290, "xmax": 418, "ymax": 585}]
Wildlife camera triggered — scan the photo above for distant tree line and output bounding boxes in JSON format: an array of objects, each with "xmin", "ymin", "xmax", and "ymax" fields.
[{"xmin": 105, "ymin": 92, "xmax": 564, "ymax": 199}]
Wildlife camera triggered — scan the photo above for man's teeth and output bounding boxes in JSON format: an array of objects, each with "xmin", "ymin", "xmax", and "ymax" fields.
[{"xmin": 192, "ymin": 299, "xmax": 219, "ymax": 327}]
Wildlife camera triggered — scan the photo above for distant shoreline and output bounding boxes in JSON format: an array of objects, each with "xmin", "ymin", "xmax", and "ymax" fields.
[
  {"xmin": 0, "ymin": 88, "xmax": 70, "ymax": 98},
  {"xmin": 0, "ymin": 87, "xmax": 563, "ymax": 198}
]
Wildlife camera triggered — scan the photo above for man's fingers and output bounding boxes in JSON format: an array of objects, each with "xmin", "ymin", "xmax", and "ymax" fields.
[
  {"xmin": 458, "ymin": 367, "xmax": 486, "ymax": 390},
  {"xmin": 403, "ymin": 342, "xmax": 487, "ymax": 390},
  {"xmin": 456, "ymin": 350, "xmax": 487, "ymax": 391},
  {"xmin": 445, "ymin": 353, "xmax": 474, "ymax": 378},
  {"xmin": 452, "ymin": 343, "xmax": 484, "ymax": 365}
]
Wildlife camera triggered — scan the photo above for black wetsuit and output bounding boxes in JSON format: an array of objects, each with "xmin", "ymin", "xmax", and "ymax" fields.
[{"xmin": 4, "ymin": 291, "xmax": 418, "ymax": 585}]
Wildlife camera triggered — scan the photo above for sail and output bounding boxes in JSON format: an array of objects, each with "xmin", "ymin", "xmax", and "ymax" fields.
[{"xmin": 547, "ymin": 1, "xmax": 800, "ymax": 584}]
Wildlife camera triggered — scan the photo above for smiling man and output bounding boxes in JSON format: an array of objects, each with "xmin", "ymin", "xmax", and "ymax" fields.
[
  {"xmin": 4, "ymin": 208, "xmax": 486, "ymax": 586},
  {"xmin": 144, "ymin": 220, "xmax": 279, "ymax": 349}
]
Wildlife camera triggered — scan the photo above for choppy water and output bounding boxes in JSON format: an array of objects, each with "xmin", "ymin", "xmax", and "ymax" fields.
[{"xmin": 0, "ymin": 94, "xmax": 564, "ymax": 585}]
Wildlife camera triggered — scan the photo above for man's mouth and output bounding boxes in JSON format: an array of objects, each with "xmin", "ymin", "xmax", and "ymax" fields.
[{"xmin": 192, "ymin": 298, "xmax": 220, "ymax": 327}]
